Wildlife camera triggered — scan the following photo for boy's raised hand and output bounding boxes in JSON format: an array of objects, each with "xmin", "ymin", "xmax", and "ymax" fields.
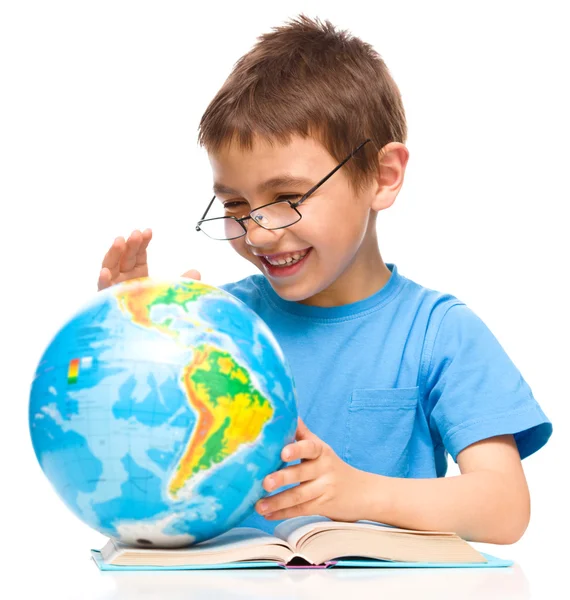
[
  {"xmin": 97, "ymin": 229, "xmax": 154, "ymax": 291},
  {"xmin": 255, "ymin": 419, "xmax": 369, "ymax": 523},
  {"xmin": 97, "ymin": 228, "xmax": 202, "ymax": 291}
]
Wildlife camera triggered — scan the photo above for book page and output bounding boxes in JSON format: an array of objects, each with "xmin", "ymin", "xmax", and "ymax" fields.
[
  {"xmin": 274, "ymin": 516, "xmax": 331, "ymax": 545},
  {"xmin": 301, "ymin": 528, "xmax": 486, "ymax": 566},
  {"xmin": 105, "ymin": 527, "xmax": 296, "ymax": 566},
  {"xmin": 275, "ymin": 517, "xmax": 455, "ymax": 550},
  {"xmin": 191, "ymin": 528, "xmax": 291, "ymax": 552},
  {"xmin": 113, "ymin": 527, "xmax": 290, "ymax": 555}
]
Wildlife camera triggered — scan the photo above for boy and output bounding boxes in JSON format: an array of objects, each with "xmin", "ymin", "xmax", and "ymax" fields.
[{"xmin": 97, "ymin": 16, "xmax": 551, "ymax": 544}]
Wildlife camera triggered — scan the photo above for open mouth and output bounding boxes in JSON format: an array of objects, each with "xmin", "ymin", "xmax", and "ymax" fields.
[{"xmin": 259, "ymin": 248, "xmax": 312, "ymax": 277}]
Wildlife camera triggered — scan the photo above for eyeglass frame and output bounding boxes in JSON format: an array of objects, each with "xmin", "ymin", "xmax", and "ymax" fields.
[{"xmin": 195, "ymin": 138, "xmax": 373, "ymax": 241}]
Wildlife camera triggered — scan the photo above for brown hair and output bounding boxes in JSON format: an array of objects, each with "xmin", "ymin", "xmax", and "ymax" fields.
[{"xmin": 198, "ymin": 15, "xmax": 407, "ymax": 190}]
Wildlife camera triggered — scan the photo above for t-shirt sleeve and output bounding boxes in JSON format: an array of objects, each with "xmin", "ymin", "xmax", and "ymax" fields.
[
  {"xmin": 219, "ymin": 276, "xmax": 265, "ymax": 314},
  {"xmin": 424, "ymin": 303, "xmax": 552, "ymax": 462}
]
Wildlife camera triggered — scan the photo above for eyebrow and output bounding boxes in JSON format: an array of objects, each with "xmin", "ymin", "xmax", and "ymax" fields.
[{"xmin": 213, "ymin": 175, "xmax": 315, "ymax": 197}]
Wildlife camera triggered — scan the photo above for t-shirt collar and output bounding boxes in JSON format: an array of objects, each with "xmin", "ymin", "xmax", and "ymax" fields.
[{"xmin": 259, "ymin": 263, "xmax": 404, "ymax": 320}]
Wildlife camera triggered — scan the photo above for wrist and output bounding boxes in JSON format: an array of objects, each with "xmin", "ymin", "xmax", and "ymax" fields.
[{"xmin": 354, "ymin": 468, "xmax": 393, "ymax": 523}]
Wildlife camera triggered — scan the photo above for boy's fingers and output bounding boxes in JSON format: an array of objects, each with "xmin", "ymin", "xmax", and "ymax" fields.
[
  {"xmin": 101, "ymin": 237, "xmax": 125, "ymax": 271},
  {"xmin": 282, "ymin": 439, "xmax": 322, "ymax": 462},
  {"xmin": 97, "ymin": 268, "xmax": 111, "ymax": 291},
  {"xmin": 136, "ymin": 229, "xmax": 153, "ymax": 266},
  {"xmin": 120, "ymin": 230, "xmax": 143, "ymax": 272},
  {"xmin": 295, "ymin": 418, "xmax": 312, "ymax": 441},
  {"xmin": 256, "ymin": 481, "xmax": 321, "ymax": 516},
  {"xmin": 181, "ymin": 269, "xmax": 201, "ymax": 280},
  {"xmin": 135, "ymin": 244, "xmax": 149, "ymax": 268},
  {"xmin": 263, "ymin": 462, "xmax": 319, "ymax": 492}
]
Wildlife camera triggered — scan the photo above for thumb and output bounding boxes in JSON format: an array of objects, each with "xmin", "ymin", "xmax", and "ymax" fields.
[
  {"xmin": 295, "ymin": 417, "xmax": 313, "ymax": 441},
  {"xmin": 181, "ymin": 269, "xmax": 201, "ymax": 281}
]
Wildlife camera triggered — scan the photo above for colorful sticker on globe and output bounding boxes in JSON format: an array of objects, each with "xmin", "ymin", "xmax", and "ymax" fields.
[{"xmin": 67, "ymin": 357, "xmax": 93, "ymax": 384}]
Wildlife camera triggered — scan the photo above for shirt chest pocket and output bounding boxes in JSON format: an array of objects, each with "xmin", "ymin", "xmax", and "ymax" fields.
[{"xmin": 342, "ymin": 387, "xmax": 420, "ymax": 478}]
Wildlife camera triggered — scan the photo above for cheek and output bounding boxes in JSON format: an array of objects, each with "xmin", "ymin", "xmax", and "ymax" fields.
[
  {"xmin": 229, "ymin": 239, "xmax": 256, "ymax": 262},
  {"xmin": 338, "ymin": 199, "xmax": 370, "ymax": 239},
  {"xmin": 310, "ymin": 208, "xmax": 367, "ymax": 250},
  {"xmin": 301, "ymin": 191, "xmax": 367, "ymax": 242},
  {"xmin": 298, "ymin": 203, "xmax": 336, "ymax": 239}
]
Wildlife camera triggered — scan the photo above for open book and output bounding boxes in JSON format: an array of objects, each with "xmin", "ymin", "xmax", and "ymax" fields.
[{"xmin": 93, "ymin": 517, "xmax": 511, "ymax": 570}]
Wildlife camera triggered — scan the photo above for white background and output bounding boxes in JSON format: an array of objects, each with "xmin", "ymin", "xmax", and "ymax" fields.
[{"xmin": 1, "ymin": 1, "xmax": 568, "ymax": 598}]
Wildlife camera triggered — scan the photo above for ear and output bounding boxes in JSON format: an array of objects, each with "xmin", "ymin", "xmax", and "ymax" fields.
[{"xmin": 369, "ymin": 142, "xmax": 409, "ymax": 212}]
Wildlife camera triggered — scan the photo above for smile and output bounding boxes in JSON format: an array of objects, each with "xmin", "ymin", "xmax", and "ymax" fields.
[
  {"xmin": 256, "ymin": 248, "xmax": 313, "ymax": 278},
  {"xmin": 264, "ymin": 250, "xmax": 310, "ymax": 266}
]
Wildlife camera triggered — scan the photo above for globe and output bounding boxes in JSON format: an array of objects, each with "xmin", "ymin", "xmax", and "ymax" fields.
[{"xmin": 29, "ymin": 277, "xmax": 297, "ymax": 548}]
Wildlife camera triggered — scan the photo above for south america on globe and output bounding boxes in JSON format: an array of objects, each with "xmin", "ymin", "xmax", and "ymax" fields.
[{"xmin": 29, "ymin": 277, "xmax": 298, "ymax": 547}]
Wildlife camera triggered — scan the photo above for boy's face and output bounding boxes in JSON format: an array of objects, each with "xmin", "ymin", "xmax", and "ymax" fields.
[{"xmin": 208, "ymin": 134, "xmax": 389, "ymax": 306}]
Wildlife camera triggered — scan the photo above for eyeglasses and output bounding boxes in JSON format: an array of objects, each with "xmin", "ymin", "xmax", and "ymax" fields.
[{"xmin": 195, "ymin": 138, "xmax": 372, "ymax": 241}]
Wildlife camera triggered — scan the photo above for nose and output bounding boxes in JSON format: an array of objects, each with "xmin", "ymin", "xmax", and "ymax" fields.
[{"xmin": 244, "ymin": 219, "xmax": 285, "ymax": 249}]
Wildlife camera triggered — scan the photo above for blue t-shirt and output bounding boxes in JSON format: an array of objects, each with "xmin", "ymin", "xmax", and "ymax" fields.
[{"xmin": 221, "ymin": 263, "xmax": 552, "ymax": 532}]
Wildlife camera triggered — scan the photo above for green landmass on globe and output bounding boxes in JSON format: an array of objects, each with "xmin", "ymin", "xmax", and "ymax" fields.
[{"xmin": 171, "ymin": 344, "xmax": 274, "ymax": 498}]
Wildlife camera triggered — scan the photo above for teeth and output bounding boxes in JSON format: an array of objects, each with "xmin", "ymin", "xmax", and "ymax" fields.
[{"xmin": 266, "ymin": 251, "xmax": 308, "ymax": 266}]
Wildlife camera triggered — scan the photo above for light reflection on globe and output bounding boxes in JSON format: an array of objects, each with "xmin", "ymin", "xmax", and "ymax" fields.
[{"xmin": 29, "ymin": 277, "xmax": 297, "ymax": 548}]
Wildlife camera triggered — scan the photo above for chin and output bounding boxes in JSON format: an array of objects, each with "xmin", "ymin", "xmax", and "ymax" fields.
[{"xmin": 267, "ymin": 279, "xmax": 322, "ymax": 303}]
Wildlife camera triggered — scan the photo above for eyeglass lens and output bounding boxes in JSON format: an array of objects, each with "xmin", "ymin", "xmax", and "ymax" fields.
[{"xmin": 199, "ymin": 200, "xmax": 301, "ymax": 240}]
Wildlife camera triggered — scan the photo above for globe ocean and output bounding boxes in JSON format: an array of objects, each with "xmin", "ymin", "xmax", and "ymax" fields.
[{"xmin": 29, "ymin": 278, "xmax": 297, "ymax": 547}]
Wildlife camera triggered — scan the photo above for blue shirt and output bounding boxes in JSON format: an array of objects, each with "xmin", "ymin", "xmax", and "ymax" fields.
[{"xmin": 221, "ymin": 263, "xmax": 552, "ymax": 532}]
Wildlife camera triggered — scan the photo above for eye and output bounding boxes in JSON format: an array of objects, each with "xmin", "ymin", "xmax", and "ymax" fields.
[
  {"xmin": 223, "ymin": 201, "xmax": 248, "ymax": 211},
  {"xmin": 276, "ymin": 194, "xmax": 302, "ymax": 202}
]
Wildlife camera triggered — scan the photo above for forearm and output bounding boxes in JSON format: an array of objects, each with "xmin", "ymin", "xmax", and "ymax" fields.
[{"xmin": 359, "ymin": 469, "xmax": 530, "ymax": 544}]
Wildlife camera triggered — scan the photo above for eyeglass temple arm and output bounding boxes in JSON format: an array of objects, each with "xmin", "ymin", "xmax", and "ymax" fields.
[
  {"xmin": 196, "ymin": 196, "xmax": 216, "ymax": 230},
  {"xmin": 294, "ymin": 138, "xmax": 372, "ymax": 204}
]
